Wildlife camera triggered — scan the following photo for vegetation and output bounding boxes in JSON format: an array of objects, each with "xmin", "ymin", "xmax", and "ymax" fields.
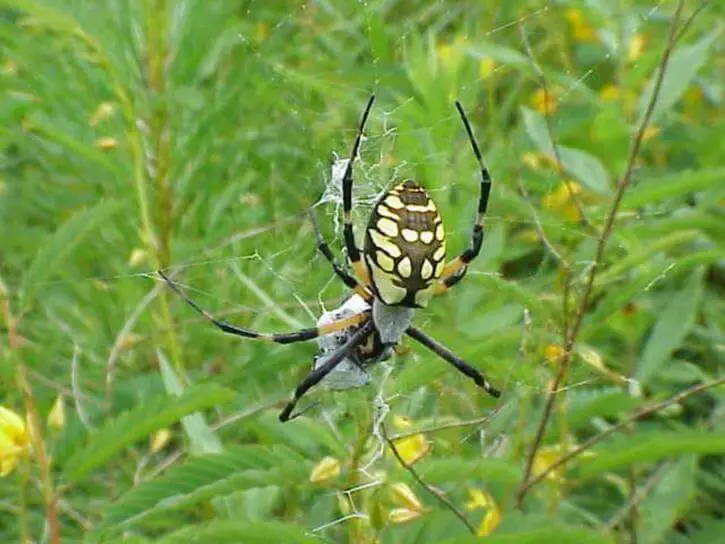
[{"xmin": 1, "ymin": 0, "xmax": 723, "ymax": 542}]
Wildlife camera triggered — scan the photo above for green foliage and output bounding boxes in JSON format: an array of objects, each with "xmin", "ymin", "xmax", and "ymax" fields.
[
  {"xmin": 1, "ymin": 0, "xmax": 723, "ymax": 542},
  {"xmin": 63, "ymin": 384, "xmax": 235, "ymax": 481}
]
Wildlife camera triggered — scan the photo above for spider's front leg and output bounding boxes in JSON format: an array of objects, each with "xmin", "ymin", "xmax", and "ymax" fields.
[
  {"xmin": 159, "ymin": 270, "xmax": 368, "ymax": 344},
  {"xmin": 341, "ymin": 95, "xmax": 376, "ymax": 288},
  {"xmin": 308, "ymin": 209, "xmax": 372, "ymax": 302},
  {"xmin": 435, "ymin": 100, "xmax": 492, "ymax": 296}
]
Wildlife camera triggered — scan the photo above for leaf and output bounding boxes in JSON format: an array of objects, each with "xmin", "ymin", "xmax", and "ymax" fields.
[
  {"xmin": 63, "ymin": 384, "xmax": 234, "ymax": 481},
  {"xmin": 158, "ymin": 352, "xmax": 223, "ymax": 454},
  {"xmin": 637, "ymin": 32, "xmax": 718, "ymax": 124},
  {"xmin": 635, "ymin": 269, "xmax": 704, "ymax": 384},
  {"xmin": 521, "ymin": 107, "xmax": 611, "ymax": 195},
  {"xmin": 19, "ymin": 199, "xmax": 123, "ymax": 310},
  {"xmin": 420, "ymin": 458, "xmax": 521, "ymax": 485},
  {"xmin": 441, "ymin": 524, "xmax": 612, "ymax": 543},
  {"xmin": 621, "ymin": 167, "xmax": 725, "ymax": 208},
  {"xmin": 98, "ymin": 446, "xmax": 308, "ymax": 531},
  {"xmin": 638, "ymin": 456, "xmax": 697, "ymax": 544},
  {"xmin": 579, "ymin": 430, "xmax": 725, "ymax": 478},
  {"xmin": 156, "ymin": 520, "xmax": 317, "ymax": 544}
]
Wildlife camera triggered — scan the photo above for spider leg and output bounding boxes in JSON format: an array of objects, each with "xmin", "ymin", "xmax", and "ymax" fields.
[
  {"xmin": 279, "ymin": 320, "xmax": 375, "ymax": 421},
  {"xmin": 437, "ymin": 101, "xmax": 492, "ymax": 286},
  {"xmin": 159, "ymin": 270, "xmax": 369, "ymax": 344},
  {"xmin": 308, "ymin": 209, "xmax": 372, "ymax": 301},
  {"xmin": 405, "ymin": 326, "xmax": 500, "ymax": 398},
  {"xmin": 342, "ymin": 94, "xmax": 376, "ymax": 286}
]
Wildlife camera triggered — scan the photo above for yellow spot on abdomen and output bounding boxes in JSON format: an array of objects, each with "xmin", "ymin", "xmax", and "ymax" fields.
[
  {"xmin": 376, "ymin": 251, "xmax": 395, "ymax": 272},
  {"xmin": 401, "ymin": 229, "xmax": 419, "ymax": 242},
  {"xmin": 385, "ymin": 195, "xmax": 404, "ymax": 209},
  {"xmin": 421, "ymin": 259, "xmax": 434, "ymax": 280},
  {"xmin": 420, "ymin": 231, "xmax": 434, "ymax": 244},
  {"xmin": 398, "ymin": 256, "xmax": 412, "ymax": 278},
  {"xmin": 435, "ymin": 223, "xmax": 445, "ymax": 241},
  {"xmin": 377, "ymin": 217, "xmax": 399, "ymax": 237},
  {"xmin": 369, "ymin": 229, "xmax": 402, "ymax": 258}
]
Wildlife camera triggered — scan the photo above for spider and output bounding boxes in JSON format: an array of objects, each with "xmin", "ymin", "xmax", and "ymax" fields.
[{"xmin": 159, "ymin": 95, "xmax": 500, "ymax": 422}]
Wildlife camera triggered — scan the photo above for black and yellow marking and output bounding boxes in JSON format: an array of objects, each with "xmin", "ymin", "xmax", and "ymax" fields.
[
  {"xmin": 159, "ymin": 270, "xmax": 370, "ymax": 344},
  {"xmin": 363, "ymin": 179, "xmax": 447, "ymax": 307}
]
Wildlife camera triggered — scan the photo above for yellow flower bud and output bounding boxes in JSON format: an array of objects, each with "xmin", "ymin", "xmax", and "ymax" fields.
[
  {"xmin": 47, "ymin": 395, "xmax": 65, "ymax": 432},
  {"xmin": 309, "ymin": 456, "xmax": 340, "ymax": 483}
]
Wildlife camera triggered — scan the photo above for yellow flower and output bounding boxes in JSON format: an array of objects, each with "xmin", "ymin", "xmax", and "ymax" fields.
[
  {"xmin": 521, "ymin": 151, "xmax": 544, "ymax": 170},
  {"xmin": 309, "ymin": 456, "xmax": 340, "ymax": 483},
  {"xmin": 94, "ymin": 137, "xmax": 118, "ymax": 150},
  {"xmin": 565, "ymin": 9, "xmax": 596, "ymax": 42},
  {"xmin": 530, "ymin": 88, "xmax": 558, "ymax": 116},
  {"xmin": 150, "ymin": 428, "xmax": 172, "ymax": 453},
  {"xmin": 388, "ymin": 507, "xmax": 423, "ymax": 524},
  {"xmin": 390, "ymin": 482, "xmax": 425, "ymax": 512},
  {"xmin": 642, "ymin": 125, "xmax": 660, "ymax": 141},
  {"xmin": 599, "ymin": 84, "xmax": 620, "ymax": 102},
  {"xmin": 89, "ymin": 102, "xmax": 114, "ymax": 126},
  {"xmin": 47, "ymin": 395, "xmax": 65, "ymax": 432},
  {"xmin": 464, "ymin": 489, "xmax": 502, "ymax": 536},
  {"xmin": 543, "ymin": 344, "xmax": 565, "ymax": 365},
  {"xmin": 479, "ymin": 57, "xmax": 495, "ymax": 78},
  {"xmin": 0, "ymin": 406, "xmax": 30, "ymax": 476},
  {"xmin": 541, "ymin": 181, "xmax": 585, "ymax": 221},
  {"xmin": 392, "ymin": 433, "xmax": 430, "ymax": 465},
  {"xmin": 437, "ymin": 36, "xmax": 466, "ymax": 72},
  {"xmin": 628, "ymin": 34, "xmax": 645, "ymax": 62}
]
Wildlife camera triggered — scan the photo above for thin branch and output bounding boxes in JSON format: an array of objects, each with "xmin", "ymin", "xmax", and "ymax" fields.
[
  {"xmin": 517, "ymin": 0, "xmax": 688, "ymax": 507},
  {"xmin": 519, "ymin": 375, "xmax": 725, "ymax": 496},
  {"xmin": 381, "ymin": 423, "xmax": 476, "ymax": 534},
  {"xmin": 605, "ymin": 462, "xmax": 669, "ymax": 534}
]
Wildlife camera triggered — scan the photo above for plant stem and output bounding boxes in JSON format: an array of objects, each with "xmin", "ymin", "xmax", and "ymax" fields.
[{"xmin": 516, "ymin": 0, "xmax": 687, "ymax": 508}]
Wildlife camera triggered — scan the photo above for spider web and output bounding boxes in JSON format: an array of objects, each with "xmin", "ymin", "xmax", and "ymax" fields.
[{"xmin": 22, "ymin": 0, "xmax": 679, "ymax": 537}]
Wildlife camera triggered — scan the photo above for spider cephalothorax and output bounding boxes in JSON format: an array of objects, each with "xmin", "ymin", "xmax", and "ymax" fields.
[{"xmin": 160, "ymin": 94, "xmax": 500, "ymax": 422}]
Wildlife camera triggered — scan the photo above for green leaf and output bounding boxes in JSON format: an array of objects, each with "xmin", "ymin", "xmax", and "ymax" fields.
[
  {"xmin": 621, "ymin": 167, "xmax": 725, "ymax": 208},
  {"xmin": 158, "ymin": 352, "xmax": 223, "ymax": 454},
  {"xmin": 19, "ymin": 199, "xmax": 123, "ymax": 310},
  {"xmin": 98, "ymin": 446, "xmax": 308, "ymax": 531},
  {"xmin": 638, "ymin": 456, "xmax": 697, "ymax": 544},
  {"xmin": 156, "ymin": 520, "xmax": 317, "ymax": 544},
  {"xmin": 420, "ymin": 458, "xmax": 521, "ymax": 485},
  {"xmin": 637, "ymin": 32, "xmax": 718, "ymax": 124},
  {"xmin": 635, "ymin": 269, "xmax": 704, "ymax": 384},
  {"xmin": 441, "ymin": 525, "xmax": 612, "ymax": 543},
  {"xmin": 579, "ymin": 430, "xmax": 725, "ymax": 478},
  {"xmin": 63, "ymin": 384, "xmax": 234, "ymax": 481},
  {"xmin": 521, "ymin": 107, "xmax": 611, "ymax": 195}
]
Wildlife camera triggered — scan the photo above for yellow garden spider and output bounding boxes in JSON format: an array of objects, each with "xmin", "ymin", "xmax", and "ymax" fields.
[{"xmin": 160, "ymin": 95, "xmax": 500, "ymax": 422}]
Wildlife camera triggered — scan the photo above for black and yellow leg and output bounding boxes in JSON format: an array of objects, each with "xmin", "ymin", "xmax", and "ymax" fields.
[
  {"xmin": 309, "ymin": 210, "xmax": 372, "ymax": 301},
  {"xmin": 406, "ymin": 326, "xmax": 500, "ymax": 398},
  {"xmin": 433, "ymin": 267, "xmax": 467, "ymax": 296},
  {"xmin": 159, "ymin": 270, "xmax": 369, "ymax": 344},
  {"xmin": 279, "ymin": 320, "xmax": 375, "ymax": 421},
  {"xmin": 341, "ymin": 95, "xmax": 376, "ymax": 286},
  {"xmin": 441, "ymin": 101, "xmax": 492, "ymax": 281}
]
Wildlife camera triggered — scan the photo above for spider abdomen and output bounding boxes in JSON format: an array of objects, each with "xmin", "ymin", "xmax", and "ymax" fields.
[{"xmin": 364, "ymin": 179, "xmax": 447, "ymax": 307}]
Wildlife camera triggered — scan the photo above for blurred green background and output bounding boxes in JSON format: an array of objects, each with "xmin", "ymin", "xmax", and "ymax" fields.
[{"xmin": 1, "ymin": 0, "xmax": 723, "ymax": 542}]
